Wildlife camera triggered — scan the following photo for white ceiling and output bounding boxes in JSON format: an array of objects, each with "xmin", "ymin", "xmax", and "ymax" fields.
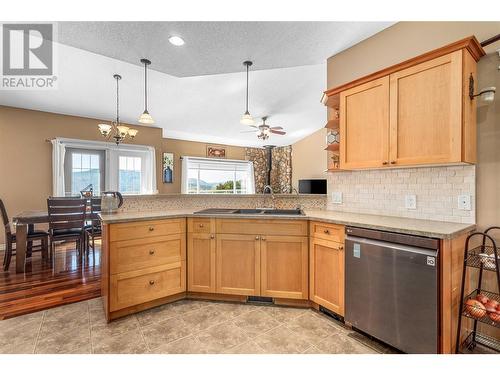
[
  {"xmin": 57, "ymin": 22, "xmax": 394, "ymax": 77},
  {"xmin": 0, "ymin": 22, "xmax": 395, "ymax": 147}
]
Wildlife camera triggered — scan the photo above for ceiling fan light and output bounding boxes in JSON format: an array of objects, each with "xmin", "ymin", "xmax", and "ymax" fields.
[
  {"xmin": 240, "ymin": 112, "xmax": 255, "ymax": 125},
  {"xmin": 138, "ymin": 110, "xmax": 155, "ymax": 124}
]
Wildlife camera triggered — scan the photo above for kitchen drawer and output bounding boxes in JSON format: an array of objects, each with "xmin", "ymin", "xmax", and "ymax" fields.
[
  {"xmin": 109, "ymin": 262, "xmax": 186, "ymax": 311},
  {"xmin": 109, "ymin": 218, "xmax": 185, "ymax": 242},
  {"xmin": 110, "ymin": 234, "xmax": 186, "ymax": 275},
  {"xmin": 187, "ymin": 217, "xmax": 213, "ymax": 234},
  {"xmin": 310, "ymin": 221, "xmax": 345, "ymax": 242},
  {"xmin": 216, "ymin": 219, "xmax": 308, "ymax": 236}
]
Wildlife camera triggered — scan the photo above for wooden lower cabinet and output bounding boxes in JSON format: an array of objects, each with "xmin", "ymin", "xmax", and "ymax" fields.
[
  {"xmin": 261, "ymin": 235, "xmax": 309, "ymax": 299},
  {"xmin": 187, "ymin": 232, "xmax": 216, "ymax": 293},
  {"xmin": 216, "ymin": 234, "xmax": 261, "ymax": 296},
  {"xmin": 309, "ymin": 237, "xmax": 345, "ymax": 316}
]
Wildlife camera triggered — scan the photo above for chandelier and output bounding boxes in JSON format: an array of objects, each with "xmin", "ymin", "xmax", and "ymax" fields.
[{"xmin": 98, "ymin": 74, "xmax": 138, "ymax": 145}]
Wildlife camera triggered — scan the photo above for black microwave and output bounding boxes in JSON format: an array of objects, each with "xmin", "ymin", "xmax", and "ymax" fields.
[{"xmin": 298, "ymin": 179, "xmax": 327, "ymax": 194}]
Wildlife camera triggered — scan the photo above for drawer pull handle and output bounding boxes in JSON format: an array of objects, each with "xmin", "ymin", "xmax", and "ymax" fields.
[
  {"xmin": 324, "ymin": 229, "xmax": 330, "ymax": 234},
  {"xmin": 382, "ymin": 161, "xmax": 388, "ymax": 165},
  {"xmin": 255, "ymin": 236, "xmax": 260, "ymax": 240},
  {"xmin": 149, "ymin": 250, "xmax": 155, "ymax": 255},
  {"xmin": 390, "ymin": 161, "xmax": 396, "ymax": 164},
  {"xmin": 149, "ymin": 226, "xmax": 154, "ymax": 231},
  {"xmin": 149, "ymin": 280, "xmax": 155, "ymax": 285}
]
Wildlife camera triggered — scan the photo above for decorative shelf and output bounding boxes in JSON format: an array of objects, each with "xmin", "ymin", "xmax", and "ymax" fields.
[
  {"xmin": 321, "ymin": 92, "xmax": 340, "ymax": 108},
  {"xmin": 461, "ymin": 289, "xmax": 500, "ymax": 328},
  {"xmin": 324, "ymin": 143, "xmax": 340, "ymax": 152},
  {"xmin": 459, "ymin": 331, "xmax": 500, "ymax": 354},
  {"xmin": 324, "ymin": 119, "xmax": 339, "ymax": 130},
  {"xmin": 466, "ymin": 245, "xmax": 499, "ymax": 272}
]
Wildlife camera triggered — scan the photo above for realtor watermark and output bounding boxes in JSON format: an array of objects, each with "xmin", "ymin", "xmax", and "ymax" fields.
[{"xmin": 1, "ymin": 22, "xmax": 58, "ymax": 90}]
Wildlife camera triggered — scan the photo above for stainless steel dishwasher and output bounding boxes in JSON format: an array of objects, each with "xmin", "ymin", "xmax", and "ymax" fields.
[{"xmin": 345, "ymin": 226, "xmax": 439, "ymax": 353}]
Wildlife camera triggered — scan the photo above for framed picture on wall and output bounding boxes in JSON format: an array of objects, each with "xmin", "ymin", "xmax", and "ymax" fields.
[
  {"xmin": 206, "ymin": 145, "xmax": 226, "ymax": 158},
  {"xmin": 162, "ymin": 152, "xmax": 174, "ymax": 183}
]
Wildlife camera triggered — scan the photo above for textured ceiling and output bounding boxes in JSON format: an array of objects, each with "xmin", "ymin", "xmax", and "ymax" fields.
[{"xmin": 57, "ymin": 21, "xmax": 395, "ymax": 77}]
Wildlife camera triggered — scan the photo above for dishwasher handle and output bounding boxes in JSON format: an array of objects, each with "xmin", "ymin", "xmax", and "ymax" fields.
[{"xmin": 346, "ymin": 235, "xmax": 439, "ymax": 258}]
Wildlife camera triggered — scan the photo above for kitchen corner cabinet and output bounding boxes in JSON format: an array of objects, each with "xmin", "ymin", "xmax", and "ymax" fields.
[
  {"xmin": 309, "ymin": 222, "xmax": 345, "ymax": 316},
  {"xmin": 326, "ymin": 37, "xmax": 484, "ymax": 170}
]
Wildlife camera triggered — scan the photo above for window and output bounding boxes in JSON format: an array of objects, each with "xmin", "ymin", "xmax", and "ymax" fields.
[
  {"xmin": 181, "ymin": 157, "xmax": 255, "ymax": 194},
  {"xmin": 119, "ymin": 156, "xmax": 142, "ymax": 194},
  {"xmin": 64, "ymin": 148, "xmax": 105, "ymax": 196},
  {"xmin": 53, "ymin": 138, "xmax": 157, "ymax": 197}
]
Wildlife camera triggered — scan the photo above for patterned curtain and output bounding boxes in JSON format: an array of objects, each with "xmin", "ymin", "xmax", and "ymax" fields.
[{"xmin": 245, "ymin": 146, "xmax": 292, "ymax": 194}]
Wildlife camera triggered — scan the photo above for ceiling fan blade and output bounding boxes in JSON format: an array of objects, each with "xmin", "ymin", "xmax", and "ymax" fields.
[
  {"xmin": 249, "ymin": 125, "xmax": 259, "ymax": 129},
  {"xmin": 270, "ymin": 130, "xmax": 286, "ymax": 135},
  {"xmin": 270, "ymin": 126, "xmax": 283, "ymax": 130}
]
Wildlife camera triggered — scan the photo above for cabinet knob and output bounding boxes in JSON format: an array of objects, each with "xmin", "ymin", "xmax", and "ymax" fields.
[
  {"xmin": 149, "ymin": 226, "xmax": 154, "ymax": 231},
  {"xmin": 255, "ymin": 236, "xmax": 260, "ymax": 240},
  {"xmin": 149, "ymin": 280, "xmax": 155, "ymax": 285},
  {"xmin": 210, "ymin": 234, "xmax": 215, "ymax": 239},
  {"xmin": 382, "ymin": 161, "xmax": 388, "ymax": 165},
  {"xmin": 199, "ymin": 223, "xmax": 204, "ymax": 227},
  {"xmin": 149, "ymin": 249, "xmax": 155, "ymax": 255},
  {"xmin": 261, "ymin": 237, "xmax": 266, "ymax": 241},
  {"xmin": 390, "ymin": 161, "xmax": 396, "ymax": 164},
  {"xmin": 324, "ymin": 229, "xmax": 330, "ymax": 234},
  {"xmin": 338, "ymin": 246, "xmax": 344, "ymax": 251}
]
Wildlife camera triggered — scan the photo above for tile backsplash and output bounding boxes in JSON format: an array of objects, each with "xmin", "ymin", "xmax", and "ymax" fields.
[{"xmin": 327, "ymin": 165, "xmax": 475, "ymax": 224}]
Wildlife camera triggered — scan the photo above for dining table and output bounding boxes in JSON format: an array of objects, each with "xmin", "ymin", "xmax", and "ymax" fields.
[{"xmin": 13, "ymin": 210, "xmax": 94, "ymax": 273}]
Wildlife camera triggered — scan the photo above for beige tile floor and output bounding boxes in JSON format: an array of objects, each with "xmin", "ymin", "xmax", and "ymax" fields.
[{"xmin": 0, "ymin": 298, "xmax": 397, "ymax": 354}]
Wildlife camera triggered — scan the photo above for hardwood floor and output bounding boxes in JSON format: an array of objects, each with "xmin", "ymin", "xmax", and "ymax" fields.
[{"xmin": 0, "ymin": 242, "xmax": 101, "ymax": 320}]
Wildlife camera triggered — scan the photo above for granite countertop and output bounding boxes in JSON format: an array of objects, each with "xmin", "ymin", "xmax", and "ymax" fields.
[{"xmin": 100, "ymin": 209, "xmax": 475, "ymax": 239}]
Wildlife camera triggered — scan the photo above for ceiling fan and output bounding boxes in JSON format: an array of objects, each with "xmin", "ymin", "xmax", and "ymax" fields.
[{"xmin": 241, "ymin": 116, "xmax": 286, "ymax": 140}]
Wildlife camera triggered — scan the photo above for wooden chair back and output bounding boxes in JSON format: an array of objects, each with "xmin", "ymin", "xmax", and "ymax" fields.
[
  {"xmin": 0, "ymin": 198, "xmax": 9, "ymax": 228},
  {"xmin": 47, "ymin": 198, "xmax": 87, "ymax": 232}
]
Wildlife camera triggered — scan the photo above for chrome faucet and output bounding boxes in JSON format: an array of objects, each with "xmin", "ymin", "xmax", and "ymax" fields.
[{"xmin": 262, "ymin": 185, "xmax": 276, "ymax": 209}]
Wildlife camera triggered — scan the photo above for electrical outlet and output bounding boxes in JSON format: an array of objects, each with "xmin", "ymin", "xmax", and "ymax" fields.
[
  {"xmin": 405, "ymin": 194, "xmax": 417, "ymax": 210},
  {"xmin": 458, "ymin": 194, "xmax": 472, "ymax": 210},
  {"xmin": 331, "ymin": 191, "xmax": 342, "ymax": 204}
]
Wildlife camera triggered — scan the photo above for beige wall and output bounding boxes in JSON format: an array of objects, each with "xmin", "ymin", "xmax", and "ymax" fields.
[
  {"xmin": 291, "ymin": 128, "xmax": 327, "ymax": 191},
  {"xmin": 160, "ymin": 138, "xmax": 246, "ymax": 194},
  {"xmin": 327, "ymin": 22, "xmax": 500, "ymax": 230}
]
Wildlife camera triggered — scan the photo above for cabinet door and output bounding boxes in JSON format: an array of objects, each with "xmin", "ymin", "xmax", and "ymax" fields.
[
  {"xmin": 389, "ymin": 51, "xmax": 462, "ymax": 166},
  {"xmin": 216, "ymin": 234, "xmax": 260, "ymax": 296},
  {"xmin": 260, "ymin": 236, "xmax": 308, "ymax": 300},
  {"xmin": 309, "ymin": 237, "xmax": 344, "ymax": 316},
  {"xmin": 187, "ymin": 232, "xmax": 216, "ymax": 293},
  {"xmin": 340, "ymin": 76, "xmax": 390, "ymax": 169}
]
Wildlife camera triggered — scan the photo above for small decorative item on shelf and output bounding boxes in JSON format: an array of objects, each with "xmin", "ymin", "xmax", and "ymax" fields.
[
  {"xmin": 162, "ymin": 152, "xmax": 174, "ymax": 183},
  {"xmin": 331, "ymin": 154, "xmax": 340, "ymax": 169},
  {"xmin": 456, "ymin": 226, "xmax": 500, "ymax": 354},
  {"xmin": 326, "ymin": 130, "xmax": 340, "ymax": 145}
]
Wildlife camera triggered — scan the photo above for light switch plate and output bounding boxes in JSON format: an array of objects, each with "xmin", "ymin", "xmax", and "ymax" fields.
[
  {"xmin": 458, "ymin": 194, "xmax": 472, "ymax": 210},
  {"xmin": 331, "ymin": 191, "xmax": 342, "ymax": 204},
  {"xmin": 405, "ymin": 194, "xmax": 417, "ymax": 210}
]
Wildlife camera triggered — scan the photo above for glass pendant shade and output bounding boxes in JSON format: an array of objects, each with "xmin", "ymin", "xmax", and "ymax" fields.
[
  {"xmin": 240, "ymin": 112, "xmax": 255, "ymax": 125},
  {"xmin": 138, "ymin": 110, "xmax": 155, "ymax": 124},
  {"xmin": 98, "ymin": 123, "xmax": 112, "ymax": 136},
  {"xmin": 127, "ymin": 128, "xmax": 139, "ymax": 138},
  {"xmin": 116, "ymin": 125, "xmax": 130, "ymax": 137}
]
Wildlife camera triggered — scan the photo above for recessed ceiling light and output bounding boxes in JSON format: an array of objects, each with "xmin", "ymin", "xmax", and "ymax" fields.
[{"xmin": 169, "ymin": 36, "xmax": 185, "ymax": 46}]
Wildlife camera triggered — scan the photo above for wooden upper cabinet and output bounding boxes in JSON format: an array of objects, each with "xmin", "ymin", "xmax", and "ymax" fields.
[
  {"xmin": 216, "ymin": 234, "xmax": 260, "ymax": 296},
  {"xmin": 260, "ymin": 235, "xmax": 308, "ymax": 300},
  {"xmin": 340, "ymin": 76, "xmax": 390, "ymax": 169},
  {"xmin": 389, "ymin": 51, "xmax": 463, "ymax": 166},
  {"xmin": 326, "ymin": 37, "xmax": 484, "ymax": 170}
]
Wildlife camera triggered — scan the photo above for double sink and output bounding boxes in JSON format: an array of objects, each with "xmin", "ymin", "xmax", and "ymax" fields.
[{"xmin": 193, "ymin": 208, "xmax": 305, "ymax": 216}]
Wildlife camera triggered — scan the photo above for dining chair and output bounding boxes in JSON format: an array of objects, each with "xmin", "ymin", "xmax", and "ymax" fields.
[
  {"xmin": 1, "ymin": 198, "xmax": 49, "ymax": 271},
  {"xmin": 47, "ymin": 198, "xmax": 87, "ymax": 261},
  {"xmin": 85, "ymin": 197, "xmax": 102, "ymax": 259}
]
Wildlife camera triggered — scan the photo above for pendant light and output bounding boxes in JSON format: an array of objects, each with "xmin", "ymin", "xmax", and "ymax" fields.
[
  {"xmin": 240, "ymin": 60, "xmax": 255, "ymax": 125},
  {"xmin": 138, "ymin": 58, "xmax": 155, "ymax": 124},
  {"xmin": 98, "ymin": 74, "xmax": 138, "ymax": 145}
]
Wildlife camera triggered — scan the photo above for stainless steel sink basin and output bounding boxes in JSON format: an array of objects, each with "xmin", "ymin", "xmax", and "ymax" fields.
[{"xmin": 193, "ymin": 208, "xmax": 304, "ymax": 215}]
